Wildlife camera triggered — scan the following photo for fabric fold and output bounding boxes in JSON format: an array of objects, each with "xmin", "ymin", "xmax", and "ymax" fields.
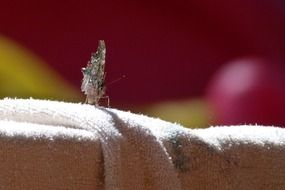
[
  {"xmin": 0, "ymin": 98, "xmax": 181, "ymax": 189},
  {"xmin": 1, "ymin": 98, "xmax": 285, "ymax": 189}
]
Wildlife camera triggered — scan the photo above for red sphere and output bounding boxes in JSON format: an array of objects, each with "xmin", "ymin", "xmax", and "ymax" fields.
[{"xmin": 206, "ymin": 57, "xmax": 285, "ymax": 127}]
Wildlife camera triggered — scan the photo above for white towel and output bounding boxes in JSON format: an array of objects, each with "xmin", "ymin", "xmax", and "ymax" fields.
[{"xmin": 0, "ymin": 98, "xmax": 285, "ymax": 189}]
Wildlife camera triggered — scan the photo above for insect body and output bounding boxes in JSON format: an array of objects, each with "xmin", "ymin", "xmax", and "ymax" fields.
[{"xmin": 81, "ymin": 40, "xmax": 107, "ymax": 106}]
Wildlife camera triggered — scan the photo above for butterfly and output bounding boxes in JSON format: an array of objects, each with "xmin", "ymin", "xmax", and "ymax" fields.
[{"xmin": 81, "ymin": 40, "xmax": 108, "ymax": 106}]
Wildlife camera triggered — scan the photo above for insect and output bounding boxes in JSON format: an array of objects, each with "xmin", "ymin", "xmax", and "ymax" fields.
[{"xmin": 81, "ymin": 40, "xmax": 109, "ymax": 106}]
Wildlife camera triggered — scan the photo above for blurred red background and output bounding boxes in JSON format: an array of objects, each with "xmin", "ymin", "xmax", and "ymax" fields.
[{"xmin": 1, "ymin": 0, "xmax": 285, "ymax": 127}]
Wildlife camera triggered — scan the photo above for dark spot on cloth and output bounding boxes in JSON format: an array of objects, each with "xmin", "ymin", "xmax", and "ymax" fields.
[{"xmin": 169, "ymin": 136, "xmax": 190, "ymax": 173}]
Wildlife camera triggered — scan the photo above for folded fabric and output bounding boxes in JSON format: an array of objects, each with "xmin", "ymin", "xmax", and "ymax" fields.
[{"xmin": 0, "ymin": 98, "xmax": 285, "ymax": 189}]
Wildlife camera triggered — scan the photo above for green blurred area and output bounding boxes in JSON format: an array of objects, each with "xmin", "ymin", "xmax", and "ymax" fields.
[
  {"xmin": 139, "ymin": 98, "xmax": 213, "ymax": 128},
  {"xmin": 0, "ymin": 35, "xmax": 82, "ymax": 102}
]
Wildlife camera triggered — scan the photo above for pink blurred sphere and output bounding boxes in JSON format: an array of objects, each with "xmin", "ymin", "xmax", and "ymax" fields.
[{"xmin": 206, "ymin": 57, "xmax": 285, "ymax": 127}]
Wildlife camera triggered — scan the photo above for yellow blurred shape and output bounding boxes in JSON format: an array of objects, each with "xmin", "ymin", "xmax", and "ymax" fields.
[
  {"xmin": 145, "ymin": 99, "xmax": 211, "ymax": 128},
  {"xmin": 0, "ymin": 35, "xmax": 82, "ymax": 101}
]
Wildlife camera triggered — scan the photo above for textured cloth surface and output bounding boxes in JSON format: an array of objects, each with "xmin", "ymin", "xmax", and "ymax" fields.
[{"xmin": 0, "ymin": 98, "xmax": 285, "ymax": 189}]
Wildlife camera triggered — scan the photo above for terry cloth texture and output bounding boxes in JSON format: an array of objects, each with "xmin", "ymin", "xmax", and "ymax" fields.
[{"xmin": 0, "ymin": 98, "xmax": 285, "ymax": 189}]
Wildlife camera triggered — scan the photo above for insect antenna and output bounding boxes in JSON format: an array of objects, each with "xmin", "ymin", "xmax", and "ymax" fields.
[{"xmin": 106, "ymin": 75, "xmax": 126, "ymax": 86}]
